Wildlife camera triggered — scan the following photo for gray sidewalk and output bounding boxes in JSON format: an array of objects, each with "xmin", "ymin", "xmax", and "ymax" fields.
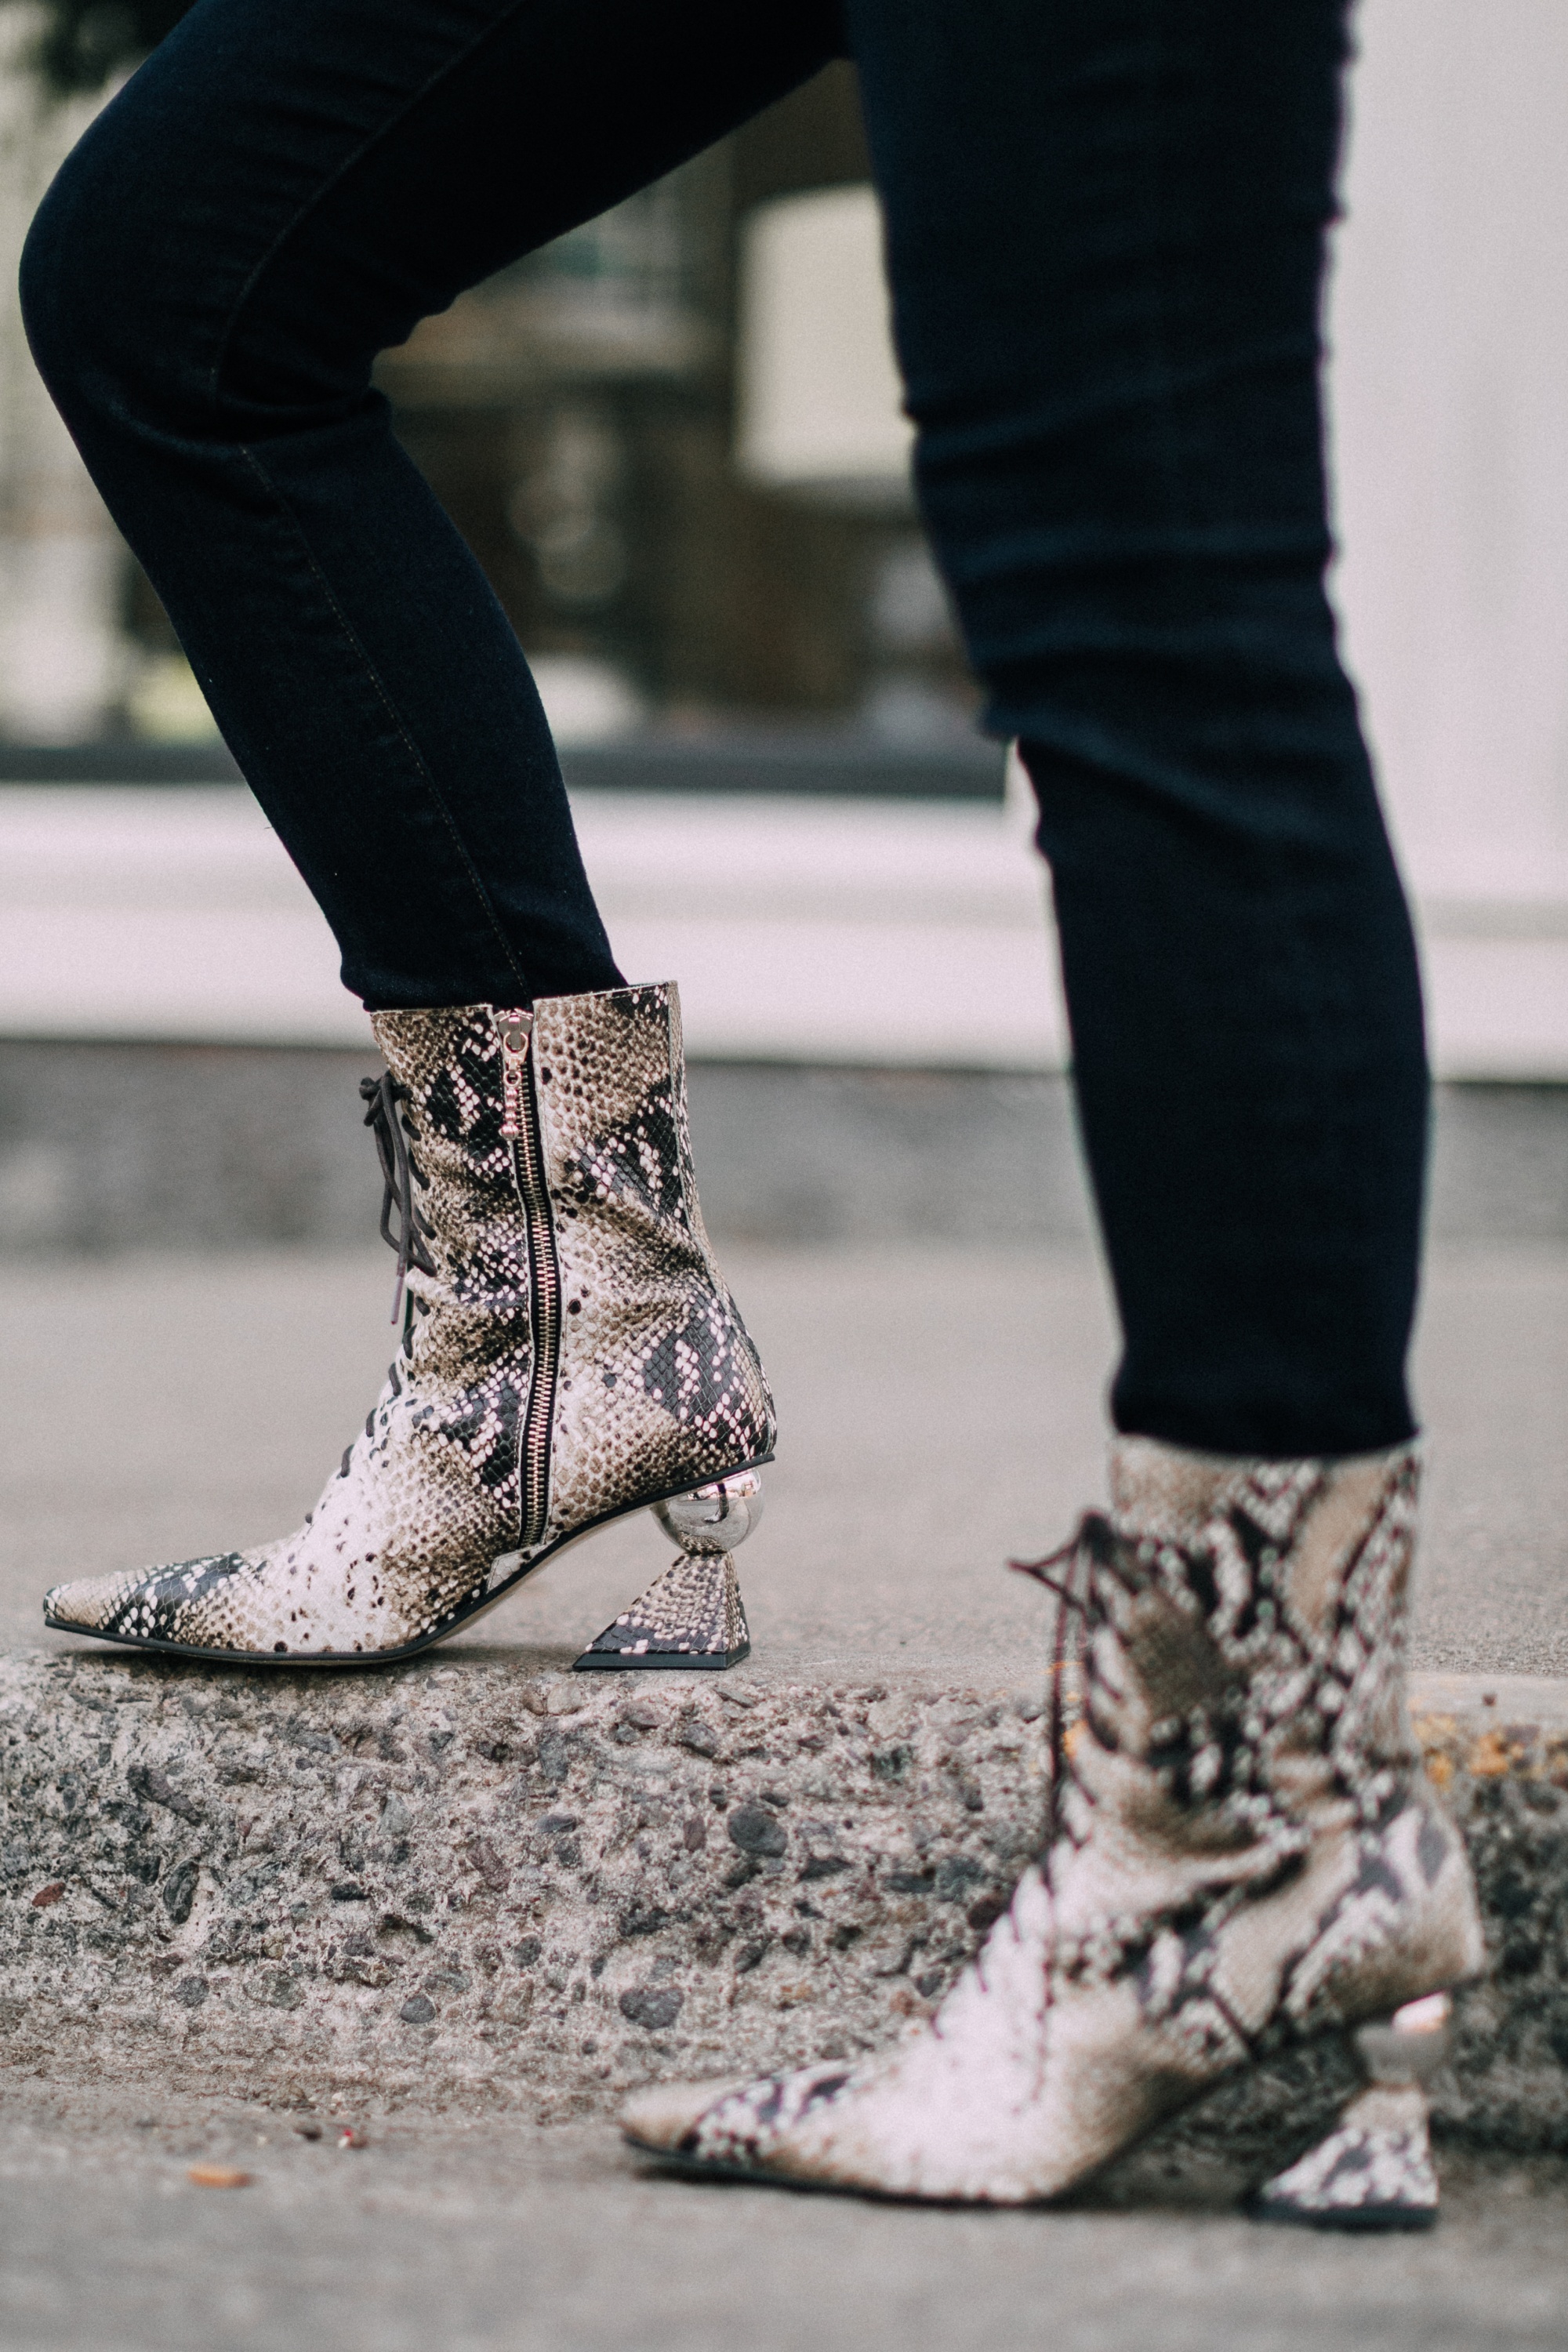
[
  {"xmin": 2, "ymin": 1233, "xmax": 1566, "ymax": 2352},
  {"xmin": 0, "ymin": 2085, "xmax": 1564, "ymax": 2352},
  {"xmin": 4, "ymin": 1236, "xmax": 1566, "ymax": 1675}
]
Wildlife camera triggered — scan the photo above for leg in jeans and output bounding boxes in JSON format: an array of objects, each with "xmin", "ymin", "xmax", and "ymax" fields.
[
  {"xmin": 20, "ymin": 0, "xmax": 845, "ymax": 1008},
  {"xmin": 27, "ymin": 0, "xmax": 814, "ymax": 1668},
  {"xmin": 622, "ymin": 1, "xmax": 1483, "ymax": 2212},
  {"xmin": 858, "ymin": 0, "xmax": 1425, "ymax": 1460}
]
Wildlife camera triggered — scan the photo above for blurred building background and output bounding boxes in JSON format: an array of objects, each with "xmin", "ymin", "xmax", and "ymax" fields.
[
  {"xmin": 0, "ymin": 44, "xmax": 975, "ymax": 750},
  {"xmin": 0, "ymin": 1, "xmax": 1565, "ymax": 1120}
]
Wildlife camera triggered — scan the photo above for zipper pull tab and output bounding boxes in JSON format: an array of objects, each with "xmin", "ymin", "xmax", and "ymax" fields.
[{"xmin": 497, "ymin": 1008, "xmax": 534, "ymax": 1140}]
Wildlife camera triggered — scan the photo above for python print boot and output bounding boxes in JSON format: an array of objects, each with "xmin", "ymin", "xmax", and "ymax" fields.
[
  {"xmin": 622, "ymin": 1439, "xmax": 1483, "ymax": 2204},
  {"xmin": 44, "ymin": 985, "xmax": 775, "ymax": 1666}
]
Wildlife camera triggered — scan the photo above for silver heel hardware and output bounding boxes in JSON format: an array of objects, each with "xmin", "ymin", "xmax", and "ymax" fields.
[
  {"xmin": 1250, "ymin": 1991, "xmax": 1452, "ymax": 2231},
  {"xmin": 572, "ymin": 1472, "xmax": 762, "ymax": 1673}
]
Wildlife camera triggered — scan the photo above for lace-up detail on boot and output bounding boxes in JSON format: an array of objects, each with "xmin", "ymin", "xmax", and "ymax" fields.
[
  {"xmin": 359, "ymin": 1070, "xmax": 437, "ymax": 1327},
  {"xmin": 43, "ymin": 985, "xmax": 775, "ymax": 1664},
  {"xmin": 1014, "ymin": 1455, "xmax": 1427, "ymax": 2051},
  {"xmin": 621, "ymin": 1442, "xmax": 1483, "ymax": 2205}
]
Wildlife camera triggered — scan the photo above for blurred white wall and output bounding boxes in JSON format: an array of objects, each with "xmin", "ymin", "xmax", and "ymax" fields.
[
  {"xmin": 735, "ymin": 185, "xmax": 913, "ymax": 510},
  {"xmin": 1330, "ymin": 0, "xmax": 1568, "ymax": 909},
  {"xmin": 1327, "ymin": 0, "xmax": 1568, "ymax": 1069},
  {"xmin": 0, "ymin": 779, "xmax": 1066, "ymax": 1065}
]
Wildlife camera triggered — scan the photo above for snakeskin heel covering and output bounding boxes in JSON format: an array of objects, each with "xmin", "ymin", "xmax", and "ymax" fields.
[
  {"xmin": 574, "ymin": 1550, "xmax": 750, "ymax": 1673},
  {"xmin": 1249, "ymin": 1991, "xmax": 1452, "ymax": 2230},
  {"xmin": 43, "ymin": 985, "xmax": 775, "ymax": 1665},
  {"xmin": 622, "ymin": 1441, "xmax": 1483, "ymax": 2205}
]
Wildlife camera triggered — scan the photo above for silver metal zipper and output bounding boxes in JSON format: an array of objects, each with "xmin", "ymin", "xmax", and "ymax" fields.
[
  {"xmin": 498, "ymin": 1010, "xmax": 534, "ymax": 1138},
  {"xmin": 495, "ymin": 1007, "xmax": 558, "ymax": 1548}
]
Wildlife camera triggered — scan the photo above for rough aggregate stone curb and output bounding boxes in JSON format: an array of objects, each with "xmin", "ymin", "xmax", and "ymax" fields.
[
  {"xmin": 0, "ymin": 1652, "xmax": 1045, "ymax": 2120},
  {"xmin": 1417, "ymin": 1686, "xmax": 1568, "ymax": 2152},
  {"xmin": 2, "ymin": 1653, "xmax": 1566, "ymax": 2161}
]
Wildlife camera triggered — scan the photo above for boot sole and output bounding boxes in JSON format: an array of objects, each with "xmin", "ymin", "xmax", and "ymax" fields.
[
  {"xmin": 1245, "ymin": 2194, "xmax": 1438, "ymax": 2232},
  {"xmin": 620, "ymin": 2133, "xmax": 1023, "ymax": 2207},
  {"xmin": 42, "ymin": 1450, "xmax": 773, "ymax": 1671}
]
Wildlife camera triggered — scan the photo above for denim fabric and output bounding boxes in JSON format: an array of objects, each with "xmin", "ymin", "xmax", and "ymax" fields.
[
  {"xmin": 21, "ymin": 0, "xmax": 1425, "ymax": 1457},
  {"xmin": 20, "ymin": 0, "xmax": 848, "ymax": 1009},
  {"xmin": 851, "ymin": 0, "xmax": 1426, "ymax": 1456}
]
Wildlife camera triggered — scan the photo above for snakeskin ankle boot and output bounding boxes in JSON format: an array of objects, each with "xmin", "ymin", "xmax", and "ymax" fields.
[
  {"xmin": 44, "ymin": 985, "xmax": 775, "ymax": 1667},
  {"xmin": 621, "ymin": 1439, "xmax": 1483, "ymax": 2205}
]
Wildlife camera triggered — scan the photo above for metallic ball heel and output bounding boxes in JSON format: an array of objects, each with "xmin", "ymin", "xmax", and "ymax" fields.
[
  {"xmin": 572, "ymin": 1471, "xmax": 762, "ymax": 1672},
  {"xmin": 1250, "ymin": 1991, "xmax": 1453, "ymax": 2232}
]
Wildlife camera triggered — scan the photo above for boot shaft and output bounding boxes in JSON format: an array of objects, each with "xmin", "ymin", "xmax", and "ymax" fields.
[
  {"xmin": 1054, "ymin": 1443, "xmax": 1421, "ymax": 1860},
  {"xmin": 372, "ymin": 985, "xmax": 775, "ymax": 1555},
  {"xmin": 369, "ymin": 985, "xmax": 746, "ymax": 1305}
]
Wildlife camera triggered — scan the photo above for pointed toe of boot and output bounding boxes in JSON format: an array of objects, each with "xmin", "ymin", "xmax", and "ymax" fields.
[
  {"xmin": 620, "ymin": 2076, "xmax": 750, "ymax": 2156},
  {"xmin": 620, "ymin": 2058, "xmax": 892, "ymax": 2190},
  {"xmin": 43, "ymin": 1572, "xmax": 131, "ymax": 1635},
  {"xmin": 43, "ymin": 1552, "xmax": 268, "ymax": 1654}
]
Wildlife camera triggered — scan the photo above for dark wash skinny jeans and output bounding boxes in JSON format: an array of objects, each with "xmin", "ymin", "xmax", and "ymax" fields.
[{"xmin": 20, "ymin": 0, "xmax": 1427, "ymax": 1463}]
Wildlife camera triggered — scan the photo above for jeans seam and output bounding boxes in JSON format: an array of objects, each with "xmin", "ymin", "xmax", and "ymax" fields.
[
  {"xmin": 235, "ymin": 443, "xmax": 533, "ymax": 1002},
  {"xmin": 205, "ymin": 0, "xmax": 535, "ymax": 410}
]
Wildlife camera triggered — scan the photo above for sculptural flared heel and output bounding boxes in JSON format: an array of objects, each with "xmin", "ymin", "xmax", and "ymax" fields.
[
  {"xmin": 1249, "ymin": 1993, "xmax": 1454, "ymax": 2232},
  {"xmin": 573, "ymin": 1472, "xmax": 760, "ymax": 1671}
]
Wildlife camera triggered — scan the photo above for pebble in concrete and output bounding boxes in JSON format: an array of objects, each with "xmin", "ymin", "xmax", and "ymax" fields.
[{"xmin": 1417, "ymin": 1699, "xmax": 1568, "ymax": 2152}]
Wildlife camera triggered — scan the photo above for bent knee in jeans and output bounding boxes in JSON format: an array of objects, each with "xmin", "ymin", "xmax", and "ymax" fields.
[{"xmin": 20, "ymin": 106, "xmax": 220, "ymax": 446}]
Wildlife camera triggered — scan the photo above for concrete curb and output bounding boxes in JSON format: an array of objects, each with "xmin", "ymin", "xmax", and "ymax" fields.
[{"xmin": 1, "ymin": 1653, "xmax": 1565, "ymax": 2158}]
